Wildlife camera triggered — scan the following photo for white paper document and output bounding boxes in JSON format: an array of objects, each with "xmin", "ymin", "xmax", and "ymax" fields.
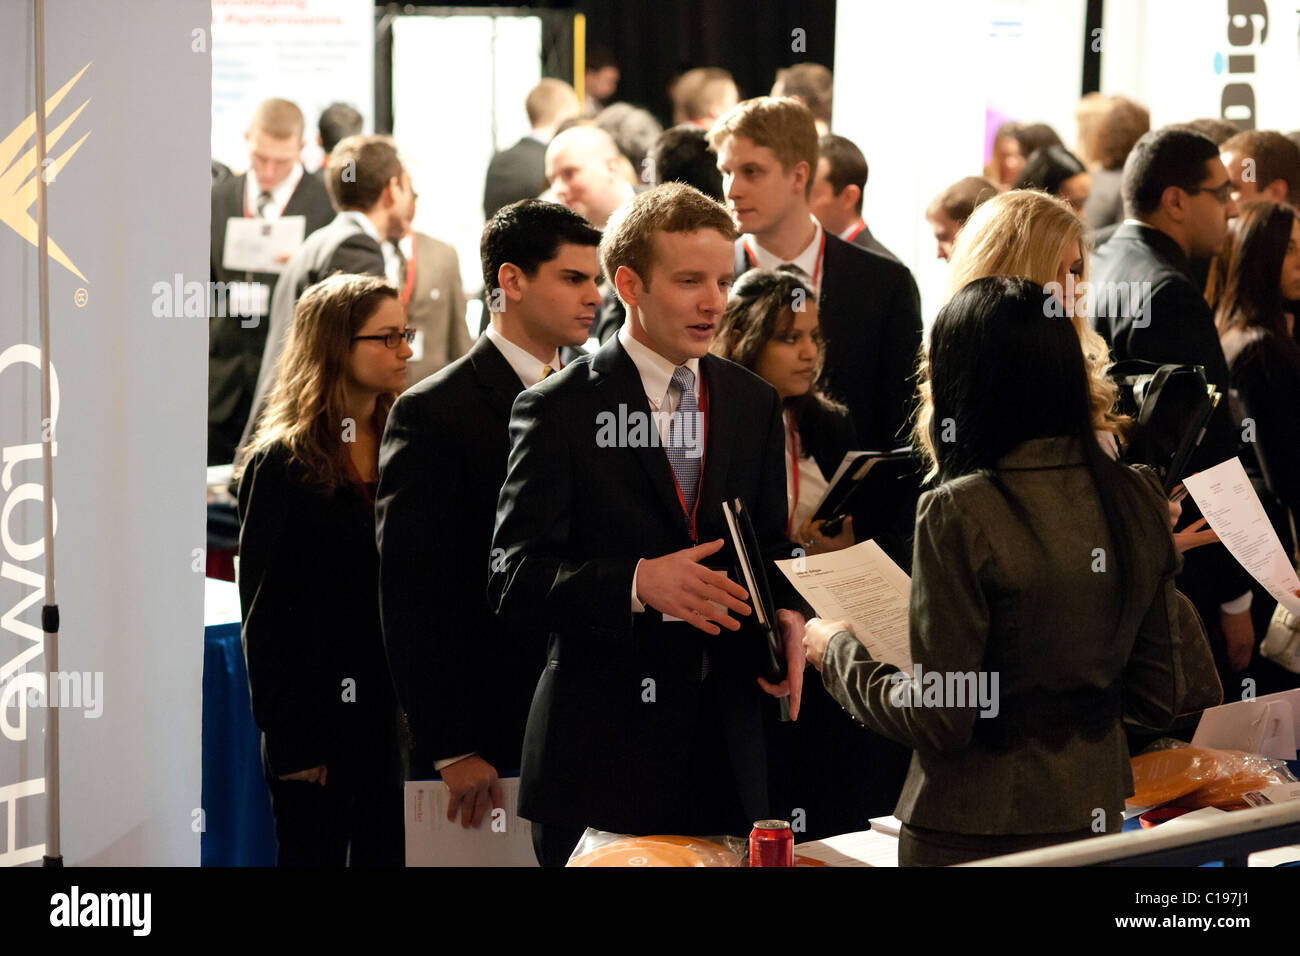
[
  {"xmin": 774, "ymin": 539, "xmax": 912, "ymax": 670},
  {"xmin": 795, "ymin": 829, "xmax": 899, "ymax": 867},
  {"xmin": 1182, "ymin": 457, "xmax": 1300, "ymax": 615},
  {"xmin": 1191, "ymin": 688, "xmax": 1300, "ymax": 760},
  {"xmin": 222, "ymin": 214, "xmax": 306, "ymax": 273},
  {"xmin": 404, "ymin": 776, "xmax": 537, "ymax": 867}
]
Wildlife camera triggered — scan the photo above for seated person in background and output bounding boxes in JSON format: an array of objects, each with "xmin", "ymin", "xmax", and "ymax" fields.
[
  {"xmin": 712, "ymin": 266, "xmax": 913, "ymax": 841},
  {"xmin": 236, "ymin": 274, "xmax": 410, "ymax": 867},
  {"xmin": 1014, "ymin": 144, "xmax": 1091, "ymax": 218},
  {"xmin": 803, "ymin": 276, "xmax": 1185, "ymax": 866},
  {"xmin": 924, "ymin": 176, "xmax": 998, "ymax": 261}
]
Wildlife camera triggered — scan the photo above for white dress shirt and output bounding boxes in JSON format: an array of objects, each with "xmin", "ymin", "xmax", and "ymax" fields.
[
  {"xmin": 618, "ymin": 324, "xmax": 701, "ymax": 613},
  {"xmin": 742, "ymin": 217, "xmax": 825, "ymax": 295},
  {"xmin": 485, "ymin": 326, "xmax": 559, "ymax": 389},
  {"xmin": 784, "ymin": 410, "xmax": 829, "ymax": 537},
  {"xmin": 244, "ymin": 162, "xmax": 303, "ymax": 220}
]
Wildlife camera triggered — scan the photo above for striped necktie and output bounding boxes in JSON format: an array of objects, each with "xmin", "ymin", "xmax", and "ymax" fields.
[{"xmin": 666, "ymin": 365, "xmax": 702, "ymax": 516}]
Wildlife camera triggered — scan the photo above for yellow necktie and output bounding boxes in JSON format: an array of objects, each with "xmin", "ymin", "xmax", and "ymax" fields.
[{"xmin": 541, "ymin": 365, "xmax": 556, "ymax": 379}]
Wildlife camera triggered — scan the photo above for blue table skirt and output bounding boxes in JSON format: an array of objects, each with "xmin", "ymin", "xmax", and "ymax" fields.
[{"xmin": 202, "ymin": 620, "xmax": 277, "ymax": 866}]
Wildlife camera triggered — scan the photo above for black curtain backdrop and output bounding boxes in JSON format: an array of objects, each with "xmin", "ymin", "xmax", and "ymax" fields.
[{"xmin": 399, "ymin": 0, "xmax": 838, "ymax": 127}]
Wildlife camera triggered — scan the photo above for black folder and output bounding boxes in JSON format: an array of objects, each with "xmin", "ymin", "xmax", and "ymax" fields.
[
  {"xmin": 721, "ymin": 497, "xmax": 785, "ymax": 684},
  {"xmin": 810, "ymin": 449, "xmax": 918, "ymax": 535}
]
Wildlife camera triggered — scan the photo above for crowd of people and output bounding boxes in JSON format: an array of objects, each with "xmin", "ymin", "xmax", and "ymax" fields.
[{"xmin": 211, "ymin": 59, "xmax": 1300, "ymax": 867}]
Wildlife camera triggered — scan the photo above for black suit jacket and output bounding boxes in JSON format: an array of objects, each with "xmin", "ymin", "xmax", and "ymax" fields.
[
  {"xmin": 487, "ymin": 337, "xmax": 795, "ymax": 833},
  {"xmin": 237, "ymin": 442, "xmax": 400, "ymax": 782},
  {"xmin": 209, "ymin": 172, "xmax": 334, "ymax": 465},
  {"xmin": 849, "ymin": 221, "xmax": 902, "ymax": 264},
  {"xmin": 483, "ymin": 137, "xmax": 548, "ymax": 219},
  {"xmin": 376, "ymin": 335, "xmax": 535, "ymax": 778},
  {"xmin": 1090, "ymin": 222, "xmax": 1253, "ymax": 612},
  {"xmin": 737, "ymin": 232, "xmax": 923, "ymax": 451}
]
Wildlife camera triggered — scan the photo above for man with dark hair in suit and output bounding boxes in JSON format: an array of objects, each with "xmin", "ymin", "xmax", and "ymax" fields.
[
  {"xmin": 209, "ymin": 98, "xmax": 334, "ymax": 465},
  {"xmin": 238, "ymin": 134, "xmax": 415, "ymax": 458},
  {"xmin": 488, "ymin": 183, "xmax": 807, "ymax": 866},
  {"xmin": 709, "ymin": 97, "xmax": 923, "ymax": 451},
  {"xmin": 483, "ymin": 79, "xmax": 580, "ymax": 219},
  {"xmin": 810, "ymin": 133, "xmax": 900, "ymax": 262},
  {"xmin": 312, "ymin": 101, "xmax": 363, "ymax": 187},
  {"xmin": 376, "ymin": 200, "xmax": 601, "ymax": 830},
  {"xmin": 1090, "ymin": 125, "xmax": 1255, "ymax": 681},
  {"xmin": 650, "ymin": 124, "xmax": 725, "ymax": 200}
]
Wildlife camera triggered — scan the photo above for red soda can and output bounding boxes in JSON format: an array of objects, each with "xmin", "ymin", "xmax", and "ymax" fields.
[{"xmin": 749, "ymin": 819, "xmax": 793, "ymax": 867}]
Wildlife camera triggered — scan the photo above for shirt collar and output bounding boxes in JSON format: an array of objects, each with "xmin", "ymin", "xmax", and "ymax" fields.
[
  {"xmin": 744, "ymin": 217, "xmax": 824, "ymax": 288},
  {"xmin": 246, "ymin": 163, "xmax": 303, "ymax": 218},
  {"xmin": 485, "ymin": 325, "xmax": 559, "ymax": 389},
  {"xmin": 840, "ymin": 217, "xmax": 867, "ymax": 241},
  {"xmin": 617, "ymin": 323, "xmax": 700, "ymax": 406}
]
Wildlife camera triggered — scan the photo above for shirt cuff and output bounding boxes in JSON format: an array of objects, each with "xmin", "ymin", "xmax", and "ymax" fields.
[
  {"xmin": 434, "ymin": 752, "xmax": 475, "ymax": 772},
  {"xmin": 1220, "ymin": 592, "xmax": 1253, "ymax": 616},
  {"xmin": 631, "ymin": 558, "xmax": 646, "ymax": 613}
]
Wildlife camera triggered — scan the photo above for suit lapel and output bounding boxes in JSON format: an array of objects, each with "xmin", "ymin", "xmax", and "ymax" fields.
[
  {"xmin": 593, "ymin": 339, "xmax": 689, "ymax": 534},
  {"xmin": 696, "ymin": 355, "xmax": 734, "ymax": 516},
  {"xmin": 469, "ymin": 335, "xmax": 525, "ymax": 421}
]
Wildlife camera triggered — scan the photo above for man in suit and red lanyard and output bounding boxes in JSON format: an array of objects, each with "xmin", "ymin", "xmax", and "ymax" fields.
[
  {"xmin": 488, "ymin": 183, "xmax": 807, "ymax": 866},
  {"xmin": 709, "ymin": 97, "xmax": 923, "ymax": 452}
]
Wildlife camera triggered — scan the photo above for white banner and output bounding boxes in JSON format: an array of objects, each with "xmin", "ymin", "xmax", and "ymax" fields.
[
  {"xmin": 0, "ymin": 0, "xmax": 207, "ymax": 865},
  {"xmin": 211, "ymin": 0, "xmax": 375, "ymax": 172}
]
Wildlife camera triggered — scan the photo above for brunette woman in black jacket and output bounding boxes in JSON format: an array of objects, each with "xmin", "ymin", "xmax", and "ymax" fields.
[{"xmin": 235, "ymin": 273, "xmax": 413, "ymax": 866}]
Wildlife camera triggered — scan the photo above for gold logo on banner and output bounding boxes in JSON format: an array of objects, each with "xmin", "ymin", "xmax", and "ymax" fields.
[{"xmin": 0, "ymin": 62, "xmax": 91, "ymax": 281}]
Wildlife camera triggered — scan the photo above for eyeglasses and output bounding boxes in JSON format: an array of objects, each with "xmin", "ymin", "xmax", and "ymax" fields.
[
  {"xmin": 1185, "ymin": 180, "xmax": 1234, "ymax": 204},
  {"xmin": 352, "ymin": 329, "xmax": 416, "ymax": 349}
]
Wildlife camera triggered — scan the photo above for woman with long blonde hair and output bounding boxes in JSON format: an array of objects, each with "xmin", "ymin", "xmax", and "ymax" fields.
[
  {"xmin": 235, "ymin": 273, "xmax": 413, "ymax": 866},
  {"xmin": 915, "ymin": 188, "xmax": 1124, "ymax": 474}
]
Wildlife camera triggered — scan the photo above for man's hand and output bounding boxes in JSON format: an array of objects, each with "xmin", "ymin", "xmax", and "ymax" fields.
[
  {"xmin": 636, "ymin": 539, "xmax": 752, "ymax": 635},
  {"xmin": 802, "ymin": 617, "xmax": 856, "ymax": 671},
  {"xmin": 441, "ymin": 755, "xmax": 503, "ymax": 829},
  {"xmin": 757, "ymin": 609, "xmax": 806, "ymax": 720},
  {"xmin": 1221, "ymin": 608, "xmax": 1255, "ymax": 673},
  {"xmin": 278, "ymin": 764, "xmax": 327, "ymax": 786}
]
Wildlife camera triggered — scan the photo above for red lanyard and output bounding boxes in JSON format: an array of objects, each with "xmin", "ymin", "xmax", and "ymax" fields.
[
  {"xmin": 786, "ymin": 412, "xmax": 800, "ymax": 537},
  {"xmin": 666, "ymin": 373, "xmax": 709, "ymax": 543},
  {"xmin": 399, "ymin": 234, "xmax": 417, "ymax": 306},
  {"xmin": 843, "ymin": 218, "xmax": 866, "ymax": 243},
  {"xmin": 743, "ymin": 229, "xmax": 827, "ymax": 288}
]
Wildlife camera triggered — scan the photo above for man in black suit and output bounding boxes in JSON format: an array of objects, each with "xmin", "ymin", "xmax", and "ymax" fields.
[
  {"xmin": 709, "ymin": 98, "xmax": 923, "ymax": 451},
  {"xmin": 809, "ymin": 133, "xmax": 901, "ymax": 263},
  {"xmin": 375, "ymin": 200, "xmax": 601, "ymax": 829},
  {"xmin": 483, "ymin": 79, "xmax": 580, "ymax": 219},
  {"xmin": 1090, "ymin": 125, "xmax": 1255, "ymax": 679},
  {"xmin": 312, "ymin": 102, "xmax": 363, "ymax": 189},
  {"xmin": 238, "ymin": 135, "xmax": 415, "ymax": 458},
  {"xmin": 209, "ymin": 98, "xmax": 334, "ymax": 465},
  {"xmin": 488, "ymin": 183, "xmax": 807, "ymax": 866}
]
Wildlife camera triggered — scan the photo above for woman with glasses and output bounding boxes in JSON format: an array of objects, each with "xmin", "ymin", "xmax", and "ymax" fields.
[
  {"xmin": 235, "ymin": 273, "xmax": 413, "ymax": 866},
  {"xmin": 802, "ymin": 277, "xmax": 1185, "ymax": 866}
]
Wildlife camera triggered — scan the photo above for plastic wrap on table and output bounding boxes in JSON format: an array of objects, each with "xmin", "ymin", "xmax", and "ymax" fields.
[
  {"xmin": 1127, "ymin": 746, "xmax": 1218, "ymax": 808},
  {"xmin": 1171, "ymin": 750, "xmax": 1299, "ymax": 810},
  {"xmin": 566, "ymin": 829, "xmax": 747, "ymax": 867}
]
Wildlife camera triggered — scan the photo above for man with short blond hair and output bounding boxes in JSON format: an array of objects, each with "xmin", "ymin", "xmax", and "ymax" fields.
[
  {"xmin": 484, "ymin": 79, "xmax": 581, "ymax": 218},
  {"xmin": 209, "ymin": 97, "xmax": 334, "ymax": 465},
  {"xmin": 710, "ymin": 96, "xmax": 922, "ymax": 451},
  {"xmin": 489, "ymin": 182, "xmax": 805, "ymax": 866},
  {"xmin": 673, "ymin": 67, "xmax": 740, "ymax": 127}
]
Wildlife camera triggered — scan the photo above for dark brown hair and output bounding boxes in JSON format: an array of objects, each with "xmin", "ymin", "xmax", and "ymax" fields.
[{"xmin": 326, "ymin": 134, "xmax": 403, "ymax": 211}]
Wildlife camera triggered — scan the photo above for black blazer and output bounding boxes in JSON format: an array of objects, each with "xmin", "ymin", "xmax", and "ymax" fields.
[
  {"xmin": 1227, "ymin": 330, "xmax": 1300, "ymax": 522},
  {"xmin": 483, "ymin": 137, "xmax": 548, "ymax": 219},
  {"xmin": 737, "ymin": 232, "xmax": 924, "ymax": 451},
  {"xmin": 1090, "ymin": 221, "xmax": 1253, "ymax": 611},
  {"xmin": 487, "ymin": 337, "xmax": 796, "ymax": 833},
  {"xmin": 849, "ymin": 221, "xmax": 902, "ymax": 264},
  {"xmin": 209, "ymin": 172, "xmax": 334, "ymax": 466},
  {"xmin": 237, "ymin": 442, "xmax": 400, "ymax": 782},
  {"xmin": 375, "ymin": 335, "xmax": 535, "ymax": 778}
]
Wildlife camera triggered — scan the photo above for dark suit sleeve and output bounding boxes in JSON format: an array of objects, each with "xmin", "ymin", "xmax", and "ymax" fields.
[
  {"xmin": 237, "ymin": 449, "xmax": 326, "ymax": 776},
  {"xmin": 325, "ymin": 232, "xmax": 388, "ymax": 280},
  {"xmin": 1233, "ymin": 341, "xmax": 1300, "ymax": 516},
  {"xmin": 877, "ymin": 265, "xmax": 924, "ymax": 448},
  {"xmin": 375, "ymin": 395, "xmax": 482, "ymax": 761},
  {"xmin": 488, "ymin": 386, "xmax": 640, "ymax": 634}
]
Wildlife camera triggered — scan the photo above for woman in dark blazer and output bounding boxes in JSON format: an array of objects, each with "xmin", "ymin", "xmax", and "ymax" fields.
[
  {"xmin": 804, "ymin": 277, "xmax": 1186, "ymax": 865},
  {"xmin": 235, "ymin": 273, "xmax": 412, "ymax": 866},
  {"xmin": 713, "ymin": 267, "xmax": 913, "ymax": 840}
]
